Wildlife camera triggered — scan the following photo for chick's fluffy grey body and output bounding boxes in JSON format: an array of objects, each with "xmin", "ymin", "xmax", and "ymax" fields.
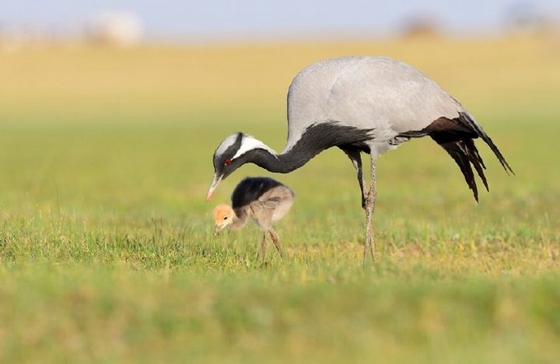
[{"xmin": 231, "ymin": 177, "xmax": 295, "ymax": 231}]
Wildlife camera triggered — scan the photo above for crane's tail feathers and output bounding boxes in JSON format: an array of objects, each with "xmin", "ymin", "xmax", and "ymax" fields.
[
  {"xmin": 402, "ymin": 113, "xmax": 514, "ymax": 201},
  {"xmin": 439, "ymin": 139, "xmax": 489, "ymax": 201},
  {"xmin": 463, "ymin": 138, "xmax": 489, "ymax": 191},
  {"xmin": 458, "ymin": 112, "xmax": 514, "ymax": 175}
]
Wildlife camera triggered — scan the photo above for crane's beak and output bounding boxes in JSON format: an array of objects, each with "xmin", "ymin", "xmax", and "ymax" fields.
[{"xmin": 206, "ymin": 175, "xmax": 222, "ymax": 201}]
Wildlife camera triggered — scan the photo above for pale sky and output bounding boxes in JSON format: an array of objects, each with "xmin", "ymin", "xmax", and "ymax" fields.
[{"xmin": 0, "ymin": 0, "xmax": 558, "ymax": 41}]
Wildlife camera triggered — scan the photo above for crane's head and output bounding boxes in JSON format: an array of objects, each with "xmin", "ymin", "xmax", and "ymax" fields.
[
  {"xmin": 206, "ymin": 132, "xmax": 276, "ymax": 201},
  {"xmin": 212, "ymin": 204, "xmax": 234, "ymax": 235}
]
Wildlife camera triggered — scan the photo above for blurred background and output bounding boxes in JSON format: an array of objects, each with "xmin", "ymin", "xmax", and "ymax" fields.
[{"xmin": 1, "ymin": 0, "xmax": 560, "ymax": 43}]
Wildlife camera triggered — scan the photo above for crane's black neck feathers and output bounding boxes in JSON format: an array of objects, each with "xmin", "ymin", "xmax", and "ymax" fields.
[
  {"xmin": 399, "ymin": 112, "xmax": 514, "ymax": 201},
  {"xmin": 246, "ymin": 121, "xmax": 374, "ymax": 173}
]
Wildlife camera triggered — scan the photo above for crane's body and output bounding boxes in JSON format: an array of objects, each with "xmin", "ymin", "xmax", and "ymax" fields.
[
  {"xmin": 213, "ymin": 177, "xmax": 295, "ymax": 258},
  {"xmin": 207, "ymin": 56, "xmax": 513, "ymax": 262},
  {"xmin": 284, "ymin": 56, "xmax": 461, "ymax": 154}
]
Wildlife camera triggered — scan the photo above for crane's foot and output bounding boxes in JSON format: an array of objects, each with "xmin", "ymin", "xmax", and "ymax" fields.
[
  {"xmin": 363, "ymin": 240, "xmax": 375, "ymax": 266},
  {"xmin": 362, "ymin": 224, "xmax": 376, "ymax": 265}
]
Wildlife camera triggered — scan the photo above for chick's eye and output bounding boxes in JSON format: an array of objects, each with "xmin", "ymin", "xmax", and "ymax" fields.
[
  {"xmin": 223, "ymin": 216, "xmax": 228, "ymax": 220},
  {"xmin": 224, "ymin": 158, "xmax": 232, "ymax": 166}
]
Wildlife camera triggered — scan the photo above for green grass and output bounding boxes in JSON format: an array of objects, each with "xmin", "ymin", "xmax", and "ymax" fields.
[{"xmin": 0, "ymin": 38, "xmax": 559, "ymax": 362}]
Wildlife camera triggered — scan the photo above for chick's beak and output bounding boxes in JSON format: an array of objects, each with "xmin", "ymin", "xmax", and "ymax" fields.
[
  {"xmin": 206, "ymin": 175, "xmax": 222, "ymax": 201},
  {"xmin": 214, "ymin": 223, "xmax": 226, "ymax": 236}
]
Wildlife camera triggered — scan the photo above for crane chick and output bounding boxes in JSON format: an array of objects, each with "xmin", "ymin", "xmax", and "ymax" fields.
[{"xmin": 213, "ymin": 177, "xmax": 295, "ymax": 258}]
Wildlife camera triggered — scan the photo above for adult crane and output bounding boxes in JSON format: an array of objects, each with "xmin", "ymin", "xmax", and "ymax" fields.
[{"xmin": 206, "ymin": 56, "xmax": 513, "ymax": 261}]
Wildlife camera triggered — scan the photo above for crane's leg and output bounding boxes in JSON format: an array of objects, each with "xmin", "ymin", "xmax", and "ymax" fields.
[
  {"xmin": 364, "ymin": 157, "xmax": 377, "ymax": 263},
  {"xmin": 268, "ymin": 228, "xmax": 285, "ymax": 258},
  {"xmin": 260, "ymin": 232, "xmax": 269, "ymax": 259},
  {"xmin": 342, "ymin": 149, "xmax": 367, "ymax": 208},
  {"xmin": 342, "ymin": 148, "xmax": 376, "ymax": 262}
]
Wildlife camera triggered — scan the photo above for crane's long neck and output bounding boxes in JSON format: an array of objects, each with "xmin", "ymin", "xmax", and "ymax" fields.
[
  {"xmin": 248, "ymin": 143, "xmax": 321, "ymax": 173},
  {"xmin": 247, "ymin": 122, "xmax": 374, "ymax": 173}
]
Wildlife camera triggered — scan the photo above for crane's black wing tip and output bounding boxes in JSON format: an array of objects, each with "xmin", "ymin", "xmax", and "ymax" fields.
[
  {"xmin": 419, "ymin": 114, "xmax": 514, "ymax": 199},
  {"xmin": 437, "ymin": 140, "xmax": 481, "ymax": 201},
  {"xmin": 458, "ymin": 112, "xmax": 515, "ymax": 176}
]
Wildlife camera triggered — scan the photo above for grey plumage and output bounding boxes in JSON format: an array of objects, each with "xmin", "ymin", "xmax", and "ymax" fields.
[
  {"xmin": 207, "ymin": 56, "xmax": 513, "ymax": 262},
  {"xmin": 213, "ymin": 177, "xmax": 295, "ymax": 258}
]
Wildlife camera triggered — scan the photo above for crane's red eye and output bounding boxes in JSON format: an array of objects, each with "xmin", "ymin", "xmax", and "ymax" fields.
[{"xmin": 224, "ymin": 158, "xmax": 232, "ymax": 166}]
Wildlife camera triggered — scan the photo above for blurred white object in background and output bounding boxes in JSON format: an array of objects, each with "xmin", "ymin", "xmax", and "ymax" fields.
[{"xmin": 87, "ymin": 11, "xmax": 143, "ymax": 46}]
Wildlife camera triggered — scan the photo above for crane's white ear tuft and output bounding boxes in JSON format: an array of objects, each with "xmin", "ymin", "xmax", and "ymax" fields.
[
  {"xmin": 233, "ymin": 135, "xmax": 277, "ymax": 159},
  {"xmin": 215, "ymin": 133, "xmax": 242, "ymax": 158}
]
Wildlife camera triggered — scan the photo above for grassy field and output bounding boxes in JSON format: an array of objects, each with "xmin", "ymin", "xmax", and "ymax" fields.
[{"xmin": 0, "ymin": 36, "xmax": 559, "ymax": 363}]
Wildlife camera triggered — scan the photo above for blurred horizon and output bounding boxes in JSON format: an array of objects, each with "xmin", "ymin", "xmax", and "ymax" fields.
[
  {"xmin": 1, "ymin": 0, "xmax": 559, "ymax": 45},
  {"xmin": 1, "ymin": 1, "xmax": 558, "ymax": 132}
]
